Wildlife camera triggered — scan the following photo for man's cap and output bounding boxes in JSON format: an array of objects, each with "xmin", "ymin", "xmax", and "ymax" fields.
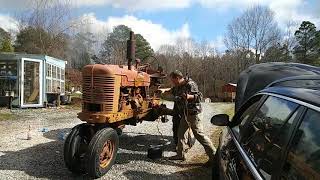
[{"xmin": 170, "ymin": 70, "xmax": 183, "ymax": 78}]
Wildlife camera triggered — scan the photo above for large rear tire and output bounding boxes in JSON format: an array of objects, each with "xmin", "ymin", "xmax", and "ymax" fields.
[
  {"xmin": 64, "ymin": 123, "xmax": 90, "ymax": 174},
  {"xmin": 85, "ymin": 127, "xmax": 119, "ymax": 178}
]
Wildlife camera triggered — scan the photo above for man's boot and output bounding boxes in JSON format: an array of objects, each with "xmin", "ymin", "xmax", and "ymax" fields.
[
  {"xmin": 203, "ymin": 160, "xmax": 213, "ymax": 167},
  {"xmin": 169, "ymin": 154, "xmax": 185, "ymax": 161}
]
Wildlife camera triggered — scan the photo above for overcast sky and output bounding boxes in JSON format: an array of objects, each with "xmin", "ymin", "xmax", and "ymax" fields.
[{"xmin": 0, "ymin": 0, "xmax": 319, "ymax": 51}]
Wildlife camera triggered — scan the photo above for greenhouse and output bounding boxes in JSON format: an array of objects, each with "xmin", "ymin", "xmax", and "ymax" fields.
[{"xmin": 0, "ymin": 53, "xmax": 66, "ymax": 108}]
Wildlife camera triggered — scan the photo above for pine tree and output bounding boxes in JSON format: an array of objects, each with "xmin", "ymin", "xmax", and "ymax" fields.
[
  {"xmin": 100, "ymin": 25, "xmax": 154, "ymax": 64},
  {"xmin": 293, "ymin": 21, "xmax": 320, "ymax": 65}
]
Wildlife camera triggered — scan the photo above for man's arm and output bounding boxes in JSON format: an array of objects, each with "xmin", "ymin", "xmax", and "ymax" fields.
[
  {"xmin": 158, "ymin": 88, "xmax": 175, "ymax": 100},
  {"xmin": 186, "ymin": 81, "xmax": 202, "ymax": 102}
]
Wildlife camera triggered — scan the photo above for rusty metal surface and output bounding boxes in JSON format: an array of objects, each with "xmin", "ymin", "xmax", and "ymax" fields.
[
  {"xmin": 83, "ymin": 76, "xmax": 115, "ymax": 104},
  {"xmin": 82, "ymin": 64, "xmax": 150, "ymax": 87},
  {"xmin": 78, "ymin": 110, "xmax": 134, "ymax": 123},
  {"xmin": 99, "ymin": 140, "xmax": 115, "ymax": 168},
  {"xmin": 127, "ymin": 31, "xmax": 135, "ymax": 70}
]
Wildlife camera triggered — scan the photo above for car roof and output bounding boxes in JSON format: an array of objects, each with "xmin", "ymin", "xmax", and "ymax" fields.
[{"xmin": 260, "ymin": 86, "xmax": 320, "ymax": 108}]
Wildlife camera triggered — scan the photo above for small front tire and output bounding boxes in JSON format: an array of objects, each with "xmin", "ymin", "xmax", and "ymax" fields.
[
  {"xmin": 64, "ymin": 123, "xmax": 89, "ymax": 174},
  {"xmin": 85, "ymin": 127, "xmax": 119, "ymax": 178}
]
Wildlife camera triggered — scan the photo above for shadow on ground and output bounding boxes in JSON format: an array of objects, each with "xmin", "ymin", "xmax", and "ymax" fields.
[
  {"xmin": 0, "ymin": 141, "xmax": 78, "ymax": 180},
  {"xmin": 0, "ymin": 128, "xmax": 211, "ymax": 179},
  {"xmin": 123, "ymin": 167, "xmax": 211, "ymax": 180}
]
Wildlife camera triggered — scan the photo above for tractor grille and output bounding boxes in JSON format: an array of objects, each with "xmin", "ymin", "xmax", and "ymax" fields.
[{"xmin": 82, "ymin": 75, "xmax": 115, "ymax": 112}]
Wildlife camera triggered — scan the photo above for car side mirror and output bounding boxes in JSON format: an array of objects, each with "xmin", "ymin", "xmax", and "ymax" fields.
[{"xmin": 211, "ymin": 114, "xmax": 230, "ymax": 126}]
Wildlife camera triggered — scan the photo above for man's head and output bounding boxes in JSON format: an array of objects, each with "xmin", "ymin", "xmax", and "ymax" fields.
[{"xmin": 169, "ymin": 70, "xmax": 184, "ymax": 86}]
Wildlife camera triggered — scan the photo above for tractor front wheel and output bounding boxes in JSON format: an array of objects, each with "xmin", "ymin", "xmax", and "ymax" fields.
[
  {"xmin": 64, "ymin": 123, "xmax": 90, "ymax": 174},
  {"xmin": 85, "ymin": 127, "xmax": 119, "ymax": 178}
]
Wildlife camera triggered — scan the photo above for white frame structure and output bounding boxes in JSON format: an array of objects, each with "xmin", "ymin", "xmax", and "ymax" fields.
[
  {"xmin": 45, "ymin": 62, "xmax": 65, "ymax": 95},
  {"xmin": 21, "ymin": 58, "xmax": 43, "ymax": 108}
]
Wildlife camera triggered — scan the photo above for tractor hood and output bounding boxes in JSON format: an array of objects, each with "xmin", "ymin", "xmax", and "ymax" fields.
[{"xmin": 83, "ymin": 64, "xmax": 150, "ymax": 87}]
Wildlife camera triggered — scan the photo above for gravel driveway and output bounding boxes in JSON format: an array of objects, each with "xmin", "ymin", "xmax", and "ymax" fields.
[{"xmin": 0, "ymin": 102, "xmax": 233, "ymax": 180}]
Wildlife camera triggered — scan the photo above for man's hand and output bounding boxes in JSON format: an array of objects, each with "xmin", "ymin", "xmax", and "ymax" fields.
[
  {"xmin": 158, "ymin": 88, "xmax": 171, "ymax": 93},
  {"xmin": 186, "ymin": 94, "xmax": 194, "ymax": 100},
  {"xmin": 182, "ymin": 93, "xmax": 194, "ymax": 100}
]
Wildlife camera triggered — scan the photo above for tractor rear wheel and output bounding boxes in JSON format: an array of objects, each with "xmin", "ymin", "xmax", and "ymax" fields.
[
  {"xmin": 64, "ymin": 123, "xmax": 90, "ymax": 174},
  {"xmin": 85, "ymin": 127, "xmax": 119, "ymax": 178}
]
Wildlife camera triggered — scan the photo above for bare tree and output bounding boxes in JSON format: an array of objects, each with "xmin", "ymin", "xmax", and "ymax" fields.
[
  {"xmin": 283, "ymin": 20, "xmax": 299, "ymax": 53},
  {"xmin": 15, "ymin": 0, "xmax": 80, "ymax": 58},
  {"xmin": 224, "ymin": 5, "xmax": 281, "ymax": 64}
]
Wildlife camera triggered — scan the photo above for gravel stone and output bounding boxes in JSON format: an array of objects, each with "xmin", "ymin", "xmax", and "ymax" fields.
[{"xmin": 0, "ymin": 102, "xmax": 233, "ymax": 180}]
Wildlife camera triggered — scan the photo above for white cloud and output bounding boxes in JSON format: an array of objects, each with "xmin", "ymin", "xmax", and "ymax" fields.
[
  {"xmin": 199, "ymin": 0, "xmax": 319, "ymax": 28},
  {"xmin": 0, "ymin": 0, "xmax": 192, "ymax": 11},
  {"xmin": 198, "ymin": 0, "xmax": 263, "ymax": 10},
  {"xmin": 268, "ymin": 0, "xmax": 318, "ymax": 28},
  {"xmin": 72, "ymin": 0, "xmax": 192, "ymax": 11},
  {"xmin": 0, "ymin": 0, "xmax": 319, "ymax": 52},
  {"xmin": 79, "ymin": 13, "xmax": 191, "ymax": 50},
  {"xmin": 0, "ymin": 12, "xmax": 190, "ymax": 50},
  {"xmin": 0, "ymin": 0, "xmax": 318, "ymax": 28},
  {"xmin": 0, "ymin": 14, "xmax": 19, "ymax": 33}
]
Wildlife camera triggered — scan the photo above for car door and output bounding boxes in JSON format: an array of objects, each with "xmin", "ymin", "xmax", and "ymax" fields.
[
  {"xmin": 280, "ymin": 108, "xmax": 320, "ymax": 180},
  {"xmin": 235, "ymin": 95, "xmax": 301, "ymax": 180},
  {"xmin": 217, "ymin": 95, "xmax": 264, "ymax": 180}
]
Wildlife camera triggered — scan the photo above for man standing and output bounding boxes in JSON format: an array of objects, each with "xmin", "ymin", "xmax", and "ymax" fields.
[
  {"xmin": 172, "ymin": 104, "xmax": 181, "ymax": 146},
  {"xmin": 164, "ymin": 70, "xmax": 216, "ymax": 164}
]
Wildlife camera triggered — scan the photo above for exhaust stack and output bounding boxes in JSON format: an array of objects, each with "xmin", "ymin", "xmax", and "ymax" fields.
[{"xmin": 127, "ymin": 31, "xmax": 135, "ymax": 70}]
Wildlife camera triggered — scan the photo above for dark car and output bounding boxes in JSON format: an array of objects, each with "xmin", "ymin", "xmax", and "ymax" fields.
[{"xmin": 211, "ymin": 63, "xmax": 320, "ymax": 180}]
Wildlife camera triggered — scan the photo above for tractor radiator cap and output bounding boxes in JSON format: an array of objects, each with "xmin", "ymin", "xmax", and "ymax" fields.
[{"xmin": 147, "ymin": 146, "xmax": 163, "ymax": 160}]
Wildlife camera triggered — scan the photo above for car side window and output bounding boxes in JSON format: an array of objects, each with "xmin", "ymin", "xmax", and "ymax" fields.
[
  {"xmin": 240, "ymin": 96, "xmax": 299, "ymax": 180},
  {"xmin": 232, "ymin": 100, "xmax": 260, "ymax": 139},
  {"xmin": 281, "ymin": 109, "xmax": 320, "ymax": 180}
]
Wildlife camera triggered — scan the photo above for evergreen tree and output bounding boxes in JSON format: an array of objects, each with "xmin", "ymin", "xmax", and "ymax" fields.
[
  {"xmin": 293, "ymin": 21, "xmax": 320, "ymax": 65},
  {"xmin": 262, "ymin": 43, "xmax": 292, "ymax": 62},
  {"xmin": 135, "ymin": 34, "xmax": 154, "ymax": 60},
  {"xmin": 100, "ymin": 25, "xmax": 154, "ymax": 64}
]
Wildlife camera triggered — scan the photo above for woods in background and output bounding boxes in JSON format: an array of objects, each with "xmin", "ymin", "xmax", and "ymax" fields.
[{"xmin": 0, "ymin": 3, "xmax": 320, "ymax": 99}]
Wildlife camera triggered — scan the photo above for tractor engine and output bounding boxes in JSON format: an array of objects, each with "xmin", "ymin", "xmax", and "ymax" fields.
[{"xmin": 78, "ymin": 64, "xmax": 162, "ymax": 125}]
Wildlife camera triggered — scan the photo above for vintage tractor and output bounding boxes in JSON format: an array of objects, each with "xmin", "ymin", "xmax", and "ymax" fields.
[{"xmin": 64, "ymin": 31, "xmax": 170, "ymax": 178}]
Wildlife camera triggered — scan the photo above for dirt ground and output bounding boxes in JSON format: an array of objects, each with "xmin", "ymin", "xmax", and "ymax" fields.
[{"xmin": 0, "ymin": 102, "xmax": 234, "ymax": 180}]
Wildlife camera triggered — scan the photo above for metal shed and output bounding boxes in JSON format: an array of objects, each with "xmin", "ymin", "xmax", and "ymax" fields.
[{"xmin": 0, "ymin": 53, "xmax": 66, "ymax": 108}]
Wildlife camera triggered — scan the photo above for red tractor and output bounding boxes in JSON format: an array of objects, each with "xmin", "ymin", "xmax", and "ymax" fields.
[{"xmin": 64, "ymin": 31, "xmax": 171, "ymax": 178}]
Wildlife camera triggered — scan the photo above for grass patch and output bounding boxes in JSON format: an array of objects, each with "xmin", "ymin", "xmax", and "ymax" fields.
[
  {"xmin": 61, "ymin": 96, "xmax": 82, "ymax": 110},
  {"xmin": 0, "ymin": 112, "xmax": 16, "ymax": 121},
  {"xmin": 224, "ymin": 105, "xmax": 235, "ymax": 119},
  {"xmin": 70, "ymin": 93, "xmax": 82, "ymax": 99},
  {"xmin": 62, "ymin": 104, "xmax": 81, "ymax": 110}
]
